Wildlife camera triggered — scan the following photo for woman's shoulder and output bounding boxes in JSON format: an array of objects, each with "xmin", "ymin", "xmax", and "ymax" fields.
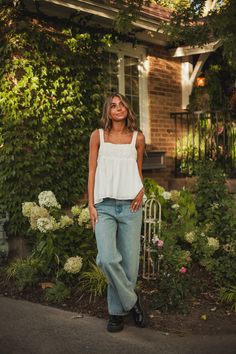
[
  {"xmin": 136, "ymin": 130, "xmax": 145, "ymax": 143},
  {"xmin": 90, "ymin": 129, "xmax": 101, "ymax": 144}
]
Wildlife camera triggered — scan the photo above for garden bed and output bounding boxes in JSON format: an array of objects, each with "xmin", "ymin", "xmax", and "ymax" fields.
[{"xmin": 1, "ymin": 271, "xmax": 235, "ymax": 336}]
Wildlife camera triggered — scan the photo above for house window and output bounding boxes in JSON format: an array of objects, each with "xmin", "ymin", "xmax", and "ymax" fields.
[{"xmin": 103, "ymin": 45, "xmax": 150, "ymax": 143}]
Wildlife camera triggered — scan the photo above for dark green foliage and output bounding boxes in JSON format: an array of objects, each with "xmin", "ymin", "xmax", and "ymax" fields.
[
  {"xmin": 0, "ymin": 5, "xmax": 112, "ymax": 235},
  {"xmin": 44, "ymin": 280, "xmax": 71, "ymax": 304},
  {"xmin": 32, "ymin": 225, "xmax": 97, "ymax": 280},
  {"xmin": 6, "ymin": 256, "xmax": 44, "ymax": 290},
  {"xmin": 152, "ymin": 272, "xmax": 191, "ymax": 314},
  {"xmin": 195, "ymin": 161, "xmax": 236, "ymax": 285}
]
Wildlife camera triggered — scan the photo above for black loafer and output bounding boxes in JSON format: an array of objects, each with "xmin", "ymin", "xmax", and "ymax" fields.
[
  {"xmin": 107, "ymin": 315, "xmax": 124, "ymax": 332},
  {"xmin": 131, "ymin": 293, "xmax": 146, "ymax": 328}
]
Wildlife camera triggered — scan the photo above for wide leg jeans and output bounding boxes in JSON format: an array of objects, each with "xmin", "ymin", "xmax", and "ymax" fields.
[{"xmin": 95, "ymin": 198, "xmax": 142, "ymax": 316}]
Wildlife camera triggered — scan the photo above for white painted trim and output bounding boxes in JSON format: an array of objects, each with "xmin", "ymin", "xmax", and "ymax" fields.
[
  {"xmin": 182, "ymin": 60, "xmax": 192, "ymax": 109},
  {"xmin": 139, "ymin": 56, "xmax": 150, "ymax": 144},
  {"xmin": 43, "ymin": 0, "xmax": 165, "ymax": 32},
  {"xmin": 181, "ymin": 53, "xmax": 210, "ymax": 109},
  {"xmin": 107, "ymin": 44, "xmax": 150, "ymax": 143},
  {"xmin": 189, "ymin": 52, "xmax": 210, "ymax": 86},
  {"xmin": 170, "ymin": 40, "xmax": 222, "ymax": 58}
]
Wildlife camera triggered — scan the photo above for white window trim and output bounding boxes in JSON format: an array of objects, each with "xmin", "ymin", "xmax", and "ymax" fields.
[{"xmin": 107, "ymin": 43, "xmax": 150, "ymax": 144}]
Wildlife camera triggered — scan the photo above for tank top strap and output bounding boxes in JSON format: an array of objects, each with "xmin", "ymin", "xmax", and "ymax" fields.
[
  {"xmin": 99, "ymin": 128, "xmax": 104, "ymax": 145},
  {"xmin": 131, "ymin": 130, "xmax": 138, "ymax": 147}
]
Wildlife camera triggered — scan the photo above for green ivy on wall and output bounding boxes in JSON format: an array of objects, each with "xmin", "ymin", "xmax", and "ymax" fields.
[{"xmin": 0, "ymin": 4, "xmax": 114, "ymax": 235}]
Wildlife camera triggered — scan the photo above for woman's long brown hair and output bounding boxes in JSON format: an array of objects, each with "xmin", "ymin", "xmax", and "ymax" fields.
[{"xmin": 100, "ymin": 93, "xmax": 139, "ymax": 131}]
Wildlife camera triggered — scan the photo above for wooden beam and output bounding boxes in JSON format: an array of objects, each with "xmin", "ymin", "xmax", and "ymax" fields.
[{"xmin": 170, "ymin": 40, "xmax": 222, "ymax": 57}]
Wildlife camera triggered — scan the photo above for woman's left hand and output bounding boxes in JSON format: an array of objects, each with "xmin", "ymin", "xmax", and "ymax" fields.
[{"xmin": 131, "ymin": 187, "xmax": 145, "ymax": 212}]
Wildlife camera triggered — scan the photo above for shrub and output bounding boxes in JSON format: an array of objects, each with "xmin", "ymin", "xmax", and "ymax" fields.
[
  {"xmin": 44, "ymin": 281, "xmax": 71, "ymax": 304},
  {"xmin": 0, "ymin": 4, "xmax": 113, "ymax": 235},
  {"xmin": 219, "ymin": 285, "xmax": 236, "ymax": 312},
  {"xmin": 6, "ymin": 256, "xmax": 43, "ymax": 290},
  {"xmin": 77, "ymin": 262, "xmax": 108, "ymax": 302},
  {"xmin": 22, "ymin": 191, "xmax": 96, "ymax": 283}
]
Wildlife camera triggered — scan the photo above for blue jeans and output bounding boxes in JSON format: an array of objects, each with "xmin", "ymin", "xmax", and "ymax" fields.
[{"xmin": 95, "ymin": 198, "xmax": 142, "ymax": 316}]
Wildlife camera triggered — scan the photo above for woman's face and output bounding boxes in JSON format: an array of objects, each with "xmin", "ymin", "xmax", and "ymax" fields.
[{"xmin": 109, "ymin": 96, "xmax": 128, "ymax": 123}]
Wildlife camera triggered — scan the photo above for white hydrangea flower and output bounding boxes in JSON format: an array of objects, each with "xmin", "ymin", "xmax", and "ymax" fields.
[
  {"xmin": 37, "ymin": 217, "xmax": 57, "ymax": 233},
  {"xmin": 162, "ymin": 191, "xmax": 171, "ymax": 200},
  {"xmin": 59, "ymin": 215, "xmax": 73, "ymax": 229},
  {"xmin": 207, "ymin": 237, "xmax": 220, "ymax": 251},
  {"xmin": 38, "ymin": 191, "xmax": 61, "ymax": 209},
  {"xmin": 71, "ymin": 205, "xmax": 82, "ymax": 216},
  {"xmin": 22, "ymin": 202, "xmax": 37, "ymax": 217},
  {"xmin": 170, "ymin": 190, "xmax": 180, "ymax": 202},
  {"xmin": 64, "ymin": 256, "xmax": 83, "ymax": 274},
  {"xmin": 171, "ymin": 204, "xmax": 180, "ymax": 210},
  {"xmin": 185, "ymin": 231, "xmax": 195, "ymax": 244},
  {"xmin": 78, "ymin": 207, "xmax": 91, "ymax": 228},
  {"xmin": 29, "ymin": 205, "xmax": 50, "ymax": 230}
]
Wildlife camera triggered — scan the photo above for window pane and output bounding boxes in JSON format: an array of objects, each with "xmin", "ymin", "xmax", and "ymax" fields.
[
  {"xmin": 103, "ymin": 52, "xmax": 119, "ymax": 95},
  {"xmin": 124, "ymin": 56, "xmax": 140, "ymax": 123}
]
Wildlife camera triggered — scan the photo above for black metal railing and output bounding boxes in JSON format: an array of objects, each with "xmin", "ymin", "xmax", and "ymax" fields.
[{"xmin": 171, "ymin": 110, "xmax": 236, "ymax": 177}]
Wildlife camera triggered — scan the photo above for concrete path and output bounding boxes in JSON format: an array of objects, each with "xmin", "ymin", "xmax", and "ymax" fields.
[{"xmin": 0, "ymin": 296, "xmax": 235, "ymax": 354}]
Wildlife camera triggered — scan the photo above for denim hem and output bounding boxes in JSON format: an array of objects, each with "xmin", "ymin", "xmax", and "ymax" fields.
[
  {"xmin": 109, "ymin": 312, "xmax": 129, "ymax": 316},
  {"xmin": 124, "ymin": 296, "xmax": 137, "ymax": 312}
]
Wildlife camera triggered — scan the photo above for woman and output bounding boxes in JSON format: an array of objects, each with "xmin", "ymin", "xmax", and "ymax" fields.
[{"xmin": 88, "ymin": 93, "xmax": 146, "ymax": 332}]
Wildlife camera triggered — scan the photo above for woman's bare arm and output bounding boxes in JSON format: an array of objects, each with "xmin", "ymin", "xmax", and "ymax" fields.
[
  {"xmin": 88, "ymin": 129, "xmax": 100, "ymax": 229},
  {"xmin": 131, "ymin": 131, "xmax": 145, "ymax": 212}
]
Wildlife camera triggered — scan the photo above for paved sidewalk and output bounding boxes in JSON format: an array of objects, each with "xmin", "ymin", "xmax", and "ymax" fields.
[{"xmin": 0, "ymin": 296, "xmax": 235, "ymax": 354}]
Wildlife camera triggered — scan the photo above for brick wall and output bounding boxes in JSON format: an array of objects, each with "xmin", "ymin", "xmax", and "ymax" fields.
[{"xmin": 145, "ymin": 46, "xmax": 183, "ymax": 188}]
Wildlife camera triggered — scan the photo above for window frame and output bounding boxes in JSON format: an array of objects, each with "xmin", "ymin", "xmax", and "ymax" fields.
[{"xmin": 107, "ymin": 43, "xmax": 150, "ymax": 143}]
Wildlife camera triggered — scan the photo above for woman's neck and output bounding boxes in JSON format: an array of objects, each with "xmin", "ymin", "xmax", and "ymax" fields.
[{"xmin": 109, "ymin": 122, "xmax": 128, "ymax": 134}]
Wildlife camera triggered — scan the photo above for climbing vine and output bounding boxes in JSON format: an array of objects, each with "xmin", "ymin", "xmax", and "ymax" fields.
[{"xmin": 0, "ymin": 3, "xmax": 114, "ymax": 235}]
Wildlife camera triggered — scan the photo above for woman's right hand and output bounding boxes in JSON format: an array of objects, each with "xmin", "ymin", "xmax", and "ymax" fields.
[{"xmin": 89, "ymin": 205, "xmax": 98, "ymax": 232}]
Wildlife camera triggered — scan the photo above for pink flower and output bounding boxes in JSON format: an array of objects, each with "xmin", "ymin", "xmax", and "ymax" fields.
[
  {"xmin": 157, "ymin": 239, "xmax": 164, "ymax": 248},
  {"xmin": 179, "ymin": 266, "xmax": 187, "ymax": 274}
]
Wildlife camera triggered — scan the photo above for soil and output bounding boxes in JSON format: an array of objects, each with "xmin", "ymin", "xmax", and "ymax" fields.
[{"xmin": 0, "ymin": 274, "xmax": 235, "ymax": 336}]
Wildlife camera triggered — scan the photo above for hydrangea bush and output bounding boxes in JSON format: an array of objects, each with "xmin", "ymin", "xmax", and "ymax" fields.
[{"xmin": 22, "ymin": 191, "xmax": 96, "ymax": 285}]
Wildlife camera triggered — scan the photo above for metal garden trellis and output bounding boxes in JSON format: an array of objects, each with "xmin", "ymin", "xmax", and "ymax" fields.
[{"xmin": 142, "ymin": 194, "xmax": 162, "ymax": 280}]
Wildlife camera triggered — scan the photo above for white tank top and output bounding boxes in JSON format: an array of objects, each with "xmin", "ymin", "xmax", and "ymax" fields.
[{"xmin": 94, "ymin": 129, "xmax": 143, "ymax": 205}]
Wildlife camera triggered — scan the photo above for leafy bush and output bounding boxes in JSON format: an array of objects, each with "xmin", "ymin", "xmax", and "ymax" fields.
[
  {"xmin": 194, "ymin": 161, "xmax": 236, "ymax": 285},
  {"xmin": 219, "ymin": 285, "xmax": 236, "ymax": 312},
  {"xmin": 44, "ymin": 281, "xmax": 71, "ymax": 304},
  {"xmin": 22, "ymin": 191, "xmax": 96, "ymax": 284},
  {"xmin": 143, "ymin": 172, "xmax": 236, "ymax": 312},
  {"xmin": 6, "ymin": 256, "xmax": 43, "ymax": 290},
  {"xmin": 0, "ymin": 5, "xmax": 113, "ymax": 235}
]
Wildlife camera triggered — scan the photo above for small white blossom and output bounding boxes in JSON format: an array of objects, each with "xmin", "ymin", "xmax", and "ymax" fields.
[
  {"xmin": 185, "ymin": 231, "xmax": 195, "ymax": 244},
  {"xmin": 170, "ymin": 190, "xmax": 180, "ymax": 202},
  {"xmin": 71, "ymin": 205, "xmax": 82, "ymax": 216},
  {"xmin": 22, "ymin": 202, "xmax": 37, "ymax": 217},
  {"xmin": 38, "ymin": 191, "xmax": 61, "ymax": 209},
  {"xmin": 223, "ymin": 243, "xmax": 235, "ymax": 255},
  {"xmin": 29, "ymin": 205, "xmax": 49, "ymax": 230},
  {"xmin": 152, "ymin": 235, "xmax": 159, "ymax": 244},
  {"xmin": 78, "ymin": 207, "xmax": 91, "ymax": 228},
  {"xmin": 162, "ymin": 191, "xmax": 171, "ymax": 200},
  {"xmin": 171, "ymin": 204, "xmax": 180, "ymax": 210},
  {"xmin": 59, "ymin": 215, "xmax": 73, "ymax": 228},
  {"xmin": 64, "ymin": 256, "xmax": 83, "ymax": 274},
  {"xmin": 207, "ymin": 237, "xmax": 220, "ymax": 251},
  {"xmin": 37, "ymin": 217, "xmax": 57, "ymax": 233}
]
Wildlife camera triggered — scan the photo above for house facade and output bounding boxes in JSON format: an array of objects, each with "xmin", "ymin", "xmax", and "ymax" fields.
[
  {"xmin": 22, "ymin": 0, "xmax": 235, "ymax": 191},
  {"xmin": 23, "ymin": 0, "xmax": 185, "ymax": 189}
]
